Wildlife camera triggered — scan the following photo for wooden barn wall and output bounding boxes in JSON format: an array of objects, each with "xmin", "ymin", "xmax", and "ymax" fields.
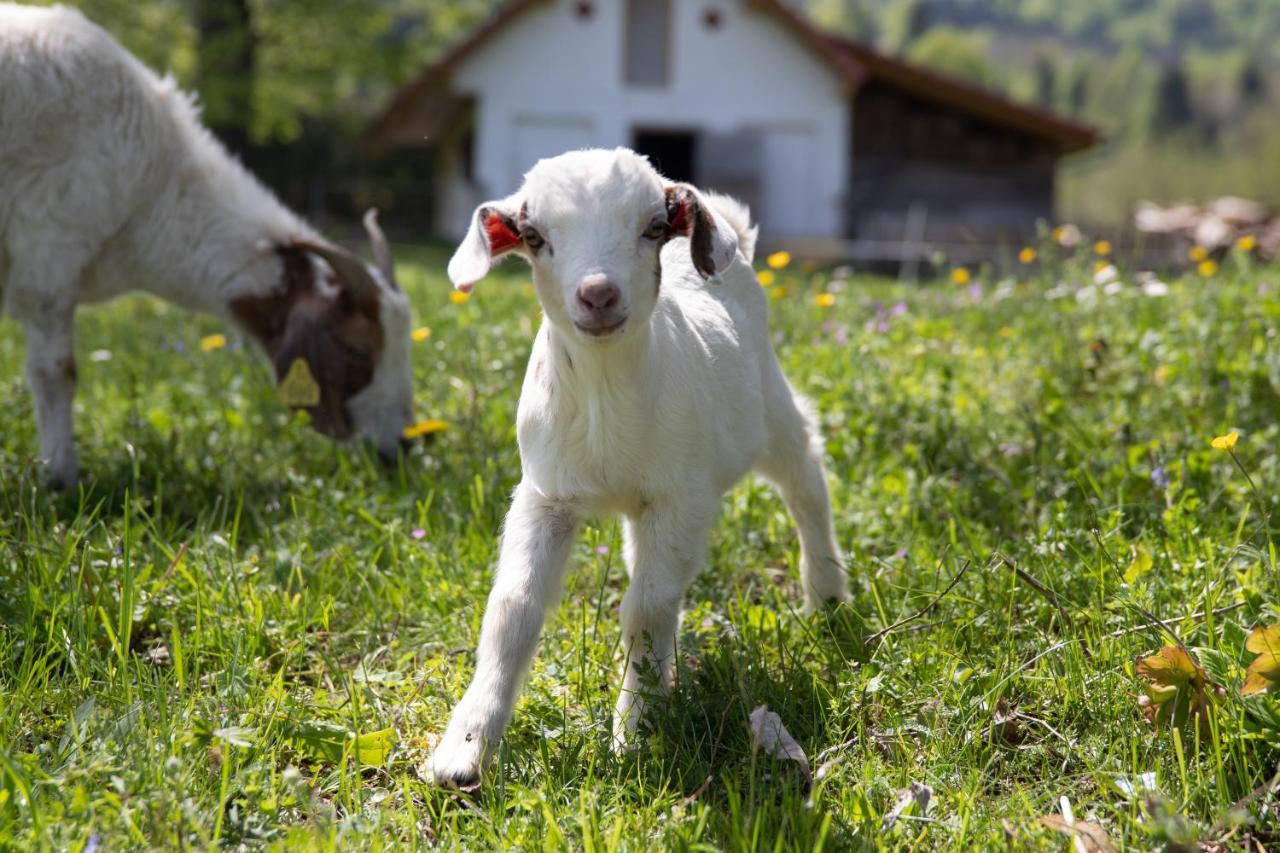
[{"xmin": 848, "ymin": 81, "xmax": 1060, "ymax": 245}]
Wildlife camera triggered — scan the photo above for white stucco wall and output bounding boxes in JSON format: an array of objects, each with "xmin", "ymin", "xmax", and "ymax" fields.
[{"xmin": 442, "ymin": 0, "xmax": 851, "ymax": 241}]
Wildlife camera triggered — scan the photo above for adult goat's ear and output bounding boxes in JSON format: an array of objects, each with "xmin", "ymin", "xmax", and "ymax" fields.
[
  {"xmin": 665, "ymin": 184, "xmax": 739, "ymax": 279},
  {"xmin": 447, "ymin": 199, "xmax": 522, "ymax": 292}
]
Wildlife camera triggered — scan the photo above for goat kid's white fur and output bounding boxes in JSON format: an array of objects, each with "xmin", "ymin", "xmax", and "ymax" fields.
[
  {"xmin": 0, "ymin": 4, "xmax": 414, "ymax": 484},
  {"xmin": 431, "ymin": 148, "xmax": 847, "ymax": 787}
]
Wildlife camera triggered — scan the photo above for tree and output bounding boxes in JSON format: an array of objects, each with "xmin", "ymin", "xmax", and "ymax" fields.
[
  {"xmin": 1238, "ymin": 59, "xmax": 1266, "ymax": 108},
  {"xmin": 1151, "ymin": 61, "xmax": 1195, "ymax": 135},
  {"xmin": 883, "ymin": 0, "xmax": 931, "ymax": 52},
  {"xmin": 196, "ymin": 0, "xmax": 256, "ymax": 156},
  {"xmin": 1068, "ymin": 64, "xmax": 1089, "ymax": 116},
  {"xmin": 905, "ymin": 27, "xmax": 994, "ymax": 89},
  {"xmin": 1033, "ymin": 52, "xmax": 1056, "ymax": 108}
]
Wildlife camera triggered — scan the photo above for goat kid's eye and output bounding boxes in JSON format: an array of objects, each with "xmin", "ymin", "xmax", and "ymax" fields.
[
  {"xmin": 641, "ymin": 219, "xmax": 667, "ymax": 240},
  {"xmin": 522, "ymin": 229, "xmax": 545, "ymax": 251}
]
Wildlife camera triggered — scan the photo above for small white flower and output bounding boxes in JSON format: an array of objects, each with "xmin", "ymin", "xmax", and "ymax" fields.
[{"xmin": 90, "ymin": 349, "xmax": 112, "ymax": 362}]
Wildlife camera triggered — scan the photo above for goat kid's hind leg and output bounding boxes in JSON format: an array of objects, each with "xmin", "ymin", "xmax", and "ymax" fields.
[
  {"xmin": 430, "ymin": 482, "xmax": 579, "ymax": 788},
  {"xmin": 23, "ymin": 312, "xmax": 80, "ymax": 488},
  {"xmin": 613, "ymin": 505, "xmax": 713, "ymax": 751},
  {"xmin": 758, "ymin": 388, "xmax": 847, "ymax": 610}
]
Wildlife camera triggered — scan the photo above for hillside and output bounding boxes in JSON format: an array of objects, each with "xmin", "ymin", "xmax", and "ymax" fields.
[{"xmin": 805, "ymin": 0, "xmax": 1280, "ymax": 226}]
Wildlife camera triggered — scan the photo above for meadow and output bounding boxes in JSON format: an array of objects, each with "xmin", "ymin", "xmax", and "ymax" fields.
[{"xmin": 0, "ymin": 240, "xmax": 1277, "ymax": 850}]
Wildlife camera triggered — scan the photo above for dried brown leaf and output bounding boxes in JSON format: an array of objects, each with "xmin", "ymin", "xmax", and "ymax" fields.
[
  {"xmin": 748, "ymin": 705, "xmax": 811, "ymax": 790},
  {"xmin": 1136, "ymin": 645, "xmax": 1219, "ymax": 731},
  {"xmin": 1039, "ymin": 815, "xmax": 1116, "ymax": 853},
  {"xmin": 1242, "ymin": 624, "xmax": 1280, "ymax": 696},
  {"xmin": 882, "ymin": 781, "xmax": 932, "ymax": 831}
]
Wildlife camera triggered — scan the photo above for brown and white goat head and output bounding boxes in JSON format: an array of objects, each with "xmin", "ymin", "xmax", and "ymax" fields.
[{"xmin": 233, "ymin": 210, "xmax": 415, "ymax": 463}]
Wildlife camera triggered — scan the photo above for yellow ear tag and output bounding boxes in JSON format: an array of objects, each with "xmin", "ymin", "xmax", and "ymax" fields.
[{"xmin": 279, "ymin": 358, "xmax": 321, "ymax": 408}]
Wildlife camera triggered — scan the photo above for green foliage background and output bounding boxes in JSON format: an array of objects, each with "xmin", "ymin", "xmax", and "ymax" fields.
[
  {"xmin": 21, "ymin": 0, "xmax": 1280, "ymax": 226},
  {"xmin": 808, "ymin": 0, "xmax": 1280, "ymax": 224}
]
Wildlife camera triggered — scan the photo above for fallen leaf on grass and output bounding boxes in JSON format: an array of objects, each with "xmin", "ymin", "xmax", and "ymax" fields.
[
  {"xmin": 1136, "ymin": 646, "xmax": 1220, "ymax": 731},
  {"xmin": 1242, "ymin": 624, "xmax": 1280, "ymax": 696},
  {"xmin": 277, "ymin": 719, "xmax": 395, "ymax": 767},
  {"xmin": 141, "ymin": 644, "xmax": 170, "ymax": 665},
  {"xmin": 989, "ymin": 698, "xmax": 1025, "ymax": 747},
  {"xmin": 212, "ymin": 726, "xmax": 255, "ymax": 748},
  {"xmin": 882, "ymin": 781, "xmax": 932, "ymax": 831},
  {"xmin": 748, "ymin": 705, "xmax": 811, "ymax": 790},
  {"xmin": 1039, "ymin": 815, "xmax": 1115, "ymax": 852},
  {"xmin": 1123, "ymin": 545, "xmax": 1153, "ymax": 585}
]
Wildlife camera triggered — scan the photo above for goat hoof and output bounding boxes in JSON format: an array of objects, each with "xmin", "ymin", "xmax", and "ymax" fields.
[{"xmin": 45, "ymin": 466, "xmax": 80, "ymax": 491}]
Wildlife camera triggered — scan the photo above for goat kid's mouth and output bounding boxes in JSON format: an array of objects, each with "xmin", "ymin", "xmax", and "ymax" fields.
[{"xmin": 572, "ymin": 316, "xmax": 628, "ymax": 338}]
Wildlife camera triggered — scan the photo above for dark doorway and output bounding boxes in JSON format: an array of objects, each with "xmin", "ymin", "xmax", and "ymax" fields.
[{"xmin": 633, "ymin": 129, "xmax": 697, "ymax": 184}]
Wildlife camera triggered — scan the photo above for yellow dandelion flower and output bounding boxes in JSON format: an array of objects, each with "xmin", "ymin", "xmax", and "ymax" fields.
[
  {"xmin": 814, "ymin": 293, "xmax": 836, "ymax": 308},
  {"xmin": 1210, "ymin": 431, "xmax": 1238, "ymax": 452},
  {"xmin": 200, "ymin": 333, "xmax": 227, "ymax": 351},
  {"xmin": 1093, "ymin": 240, "xmax": 1112, "ymax": 257},
  {"xmin": 1018, "ymin": 247, "xmax": 1037, "ymax": 264},
  {"xmin": 1188, "ymin": 245, "xmax": 1209, "ymax": 262},
  {"xmin": 1093, "ymin": 260, "xmax": 1111, "ymax": 273},
  {"xmin": 1197, "ymin": 259, "xmax": 1218, "ymax": 277},
  {"xmin": 998, "ymin": 326, "xmax": 1014, "ymax": 338},
  {"xmin": 403, "ymin": 419, "xmax": 450, "ymax": 440},
  {"xmin": 1237, "ymin": 234, "xmax": 1257, "ymax": 252},
  {"xmin": 411, "ymin": 327, "xmax": 432, "ymax": 342},
  {"xmin": 950, "ymin": 267, "xmax": 971, "ymax": 286},
  {"xmin": 766, "ymin": 251, "xmax": 791, "ymax": 270},
  {"xmin": 449, "ymin": 290, "xmax": 471, "ymax": 304},
  {"xmin": 757, "ymin": 270, "xmax": 776, "ymax": 286},
  {"xmin": 769, "ymin": 285, "xmax": 787, "ymax": 299}
]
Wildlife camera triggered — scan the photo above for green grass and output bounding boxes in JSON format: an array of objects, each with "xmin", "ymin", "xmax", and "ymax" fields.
[{"xmin": 1, "ymin": 243, "xmax": 1278, "ymax": 850}]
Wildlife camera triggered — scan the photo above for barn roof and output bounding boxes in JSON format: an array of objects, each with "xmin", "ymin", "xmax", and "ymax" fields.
[{"xmin": 365, "ymin": 0, "xmax": 1099, "ymax": 155}]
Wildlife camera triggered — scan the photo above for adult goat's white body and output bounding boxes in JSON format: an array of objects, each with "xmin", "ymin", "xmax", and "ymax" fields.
[
  {"xmin": 431, "ymin": 148, "xmax": 846, "ymax": 787},
  {"xmin": 0, "ymin": 4, "xmax": 414, "ymax": 484}
]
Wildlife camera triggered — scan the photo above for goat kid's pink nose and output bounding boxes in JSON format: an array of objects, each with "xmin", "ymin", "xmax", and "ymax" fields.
[{"xmin": 576, "ymin": 279, "xmax": 620, "ymax": 311}]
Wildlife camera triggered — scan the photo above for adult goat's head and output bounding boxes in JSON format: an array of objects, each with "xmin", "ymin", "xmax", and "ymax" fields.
[{"xmin": 233, "ymin": 210, "xmax": 415, "ymax": 463}]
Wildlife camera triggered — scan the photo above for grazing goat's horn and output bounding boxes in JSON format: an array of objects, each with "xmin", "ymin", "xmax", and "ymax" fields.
[
  {"xmin": 292, "ymin": 237, "xmax": 380, "ymax": 301},
  {"xmin": 362, "ymin": 208, "xmax": 398, "ymax": 291}
]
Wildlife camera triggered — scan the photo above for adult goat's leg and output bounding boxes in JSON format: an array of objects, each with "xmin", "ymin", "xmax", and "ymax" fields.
[{"xmin": 24, "ymin": 311, "xmax": 79, "ymax": 488}]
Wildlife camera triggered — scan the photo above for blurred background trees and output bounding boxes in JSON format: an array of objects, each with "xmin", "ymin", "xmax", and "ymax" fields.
[
  {"xmin": 27, "ymin": 0, "xmax": 1280, "ymax": 229},
  {"xmin": 806, "ymin": 0, "xmax": 1280, "ymax": 224}
]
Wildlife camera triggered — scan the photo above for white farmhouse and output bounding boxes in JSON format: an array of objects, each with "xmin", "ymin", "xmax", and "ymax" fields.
[{"xmin": 367, "ymin": 0, "xmax": 1096, "ymax": 258}]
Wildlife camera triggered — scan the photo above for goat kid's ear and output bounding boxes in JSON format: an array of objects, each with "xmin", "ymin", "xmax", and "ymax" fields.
[
  {"xmin": 447, "ymin": 200, "xmax": 522, "ymax": 292},
  {"xmin": 665, "ymin": 185, "xmax": 738, "ymax": 279}
]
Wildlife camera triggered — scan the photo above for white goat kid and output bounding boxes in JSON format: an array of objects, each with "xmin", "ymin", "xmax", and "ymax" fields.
[
  {"xmin": 430, "ymin": 148, "xmax": 847, "ymax": 788},
  {"xmin": 0, "ymin": 4, "xmax": 415, "ymax": 485}
]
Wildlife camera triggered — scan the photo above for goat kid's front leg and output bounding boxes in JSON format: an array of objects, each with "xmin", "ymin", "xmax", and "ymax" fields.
[
  {"xmin": 613, "ymin": 506, "xmax": 712, "ymax": 751},
  {"xmin": 24, "ymin": 314, "xmax": 79, "ymax": 488},
  {"xmin": 430, "ymin": 482, "xmax": 578, "ymax": 788}
]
